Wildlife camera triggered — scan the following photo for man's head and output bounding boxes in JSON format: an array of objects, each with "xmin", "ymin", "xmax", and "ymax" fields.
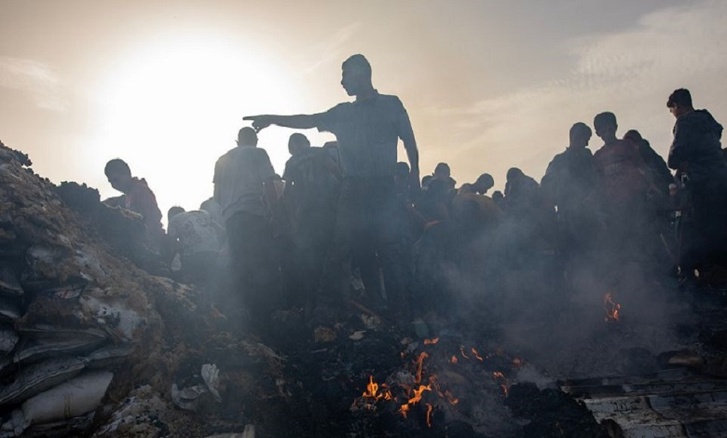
[
  {"xmin": 168, "ymin": 206, "xmax": 185, "ymax": 221},
  {"xmin": 569, "ymin": 122, "xmax": 592, "ymax": 149},
  {"xmin": 593, "ymin": 112, "xmax": 618, "ymax": 144},
  {"xmin": 473, "ymin": 173, "xmax": 494, "ymax": 195},
  {"xmin": 237, "ymin": 127, "xmax": 258, "ymax": 147},
  {"xmin": 288, "ymin": 133, "xmax": 311, "ymax": 156},
  {"xmin": 341, "ymin": 54, "xmax": 373, "ymax": 97},
  {"xmin": 623, "ymin": 129, "xmax": 643, "ymax": 144},
  {"xmin": 506, "ymin": 167, "xmax": 524, "ymax": 182},
  {"xmin": 667, "ymin": 88, "xmax": 694, "ymax": 118},
  {"xmin": 104, "ymin": 158, "xmax": 133, "ymax": 193},
  {"xmin": 433, "ymin": 162, "xmax": 451, "ymax": 179}
]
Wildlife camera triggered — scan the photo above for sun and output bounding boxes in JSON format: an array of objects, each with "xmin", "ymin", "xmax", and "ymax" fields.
[{"xmin": 87, "ymin": 34, "xmax": 307, "ymax": 221}]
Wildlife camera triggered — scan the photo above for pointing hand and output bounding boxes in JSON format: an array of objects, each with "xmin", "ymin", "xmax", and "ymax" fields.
[{"xmin": 243, "ymin": 115, "xmax": 272, "ymax": 133}]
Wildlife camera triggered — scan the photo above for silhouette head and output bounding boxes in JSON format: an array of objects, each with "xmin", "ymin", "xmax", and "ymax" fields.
[
  {"xmin": 569, "ymin": 122, "xmax": 592, "ymax": 149},
  {"xmin": 506, "ymin": 167, "xmax": 525, "ymax": 182},
  {"xmin": 341, "ymin": 54, "xmax": 373, "ymax": 96},
  {"xmin": 288, "ymin": 133, "xmax": 311, "ymax": 156},
  {"xmin": 458, "ymin": 183, "xmax": 475, "ymax": 194},
  {"xmin": 433, "ymin": 162, "xmax": 451, "ymax": 179},
  {"xmin": 421, "ymin": 174, "xmax": 433, "ymax": 189},
  {"xmin": 473, "ymin": 173, "xmax": 494, "ymax": 195},
  {"xmin": 104, "ymin": 158, "xmax": 133, "ymax": 193},
  {"xmin": 623, "ymin": 129, "xmax": 643, "ymax": 144},
  {"xmin": 594, "ymin": 112, "xmax": 618, "ymax": 144},
  {"xmin": 667, "ymin": 88, "xmax": 693, "ymax": 118},
  {"xmin": 237, "ymin": 127, "xmax": 258, "ymax": 147},
  {"xmin": 168, "ymin": 206, "xmax": 185, "ymax": 221}
]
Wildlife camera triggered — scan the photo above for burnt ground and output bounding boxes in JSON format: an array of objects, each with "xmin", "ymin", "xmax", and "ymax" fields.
[
  {"xmin": 5, "ymin": 145, "xmax": 727, "ymax": 437},
  {"xmin": 210, "ymin": 260, "xmax": 727, "ymax": 438}
]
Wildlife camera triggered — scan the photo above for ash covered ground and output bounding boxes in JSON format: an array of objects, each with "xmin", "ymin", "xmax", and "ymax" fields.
[{"xmin": 2, "ymin": 137, "xmax": 727, "ymax": 438}]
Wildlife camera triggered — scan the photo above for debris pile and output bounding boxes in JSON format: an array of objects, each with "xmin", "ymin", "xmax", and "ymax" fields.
[{"xmin": 0, "ymin": 141, "xmax": 287, "ymax": 436}]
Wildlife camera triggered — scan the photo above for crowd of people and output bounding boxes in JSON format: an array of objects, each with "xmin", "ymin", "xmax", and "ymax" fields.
[{"xmin": 100, "ymin": 54, "xmax": 726, "ymax": 332}]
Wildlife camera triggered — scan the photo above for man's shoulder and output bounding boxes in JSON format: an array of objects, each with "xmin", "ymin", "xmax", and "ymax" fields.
[
  {"xmin": 216, "ymin": 147, "xmax": 239, "ymax": 165},
  {"xmin": 375, "ymin": 93, "xmax": 405, "ymax": 108}
]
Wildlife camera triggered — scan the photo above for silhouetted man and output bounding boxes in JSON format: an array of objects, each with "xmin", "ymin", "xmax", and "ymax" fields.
[
  {"xmin": 623, "ymin": 129, "xmax": 673, "ymax": 197},
  {"xmin": 245, "ymin": 54, "xmax": 419, "ymax": 323},
  {"xmin": 541, "ymin": 123, "xmax": 596, "ymax": 214},
  {"xmin": 666, "ymin": 88, "xmax": 727, "ymax": 270},
  {"xmin": 282, "ymin": 133, "xmax": 341, "ymax": 309},
  {"xmin": 472, "ymin": 173, "xmax": 494, "ymax": 195},
  {"xmin": 213, "ymin": 127, "xmax": 280, "ymax": 321},
  {"xmin": 592, "ymin": 112, "xmax": 656, "ymax": 267},
  {"xmin": 104, "ymin": 158, "xmax": 164, "ymax": 250},
  {"xmin": 541, "ymin": 123, "xmax": 598, "ymax": 257},
  {"xmin": 432, "ymin": 162, "xmax": 456, "ymax": 191}
]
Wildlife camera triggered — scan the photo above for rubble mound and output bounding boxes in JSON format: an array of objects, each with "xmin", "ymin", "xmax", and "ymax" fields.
[{"xmin": 0, "ymin": 141, "xmax": 285, "ymax": 436}]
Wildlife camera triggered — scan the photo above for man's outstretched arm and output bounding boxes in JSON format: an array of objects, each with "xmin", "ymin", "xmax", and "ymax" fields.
[{"xmin": 243, "ymin": 114, "xmax": 322, "ymax": 132}]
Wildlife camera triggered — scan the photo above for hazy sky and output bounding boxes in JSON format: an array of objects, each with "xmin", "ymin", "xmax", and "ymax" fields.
[{"xmin": 2, "ymin": 0, "xmax": 726, "ymax": 223}]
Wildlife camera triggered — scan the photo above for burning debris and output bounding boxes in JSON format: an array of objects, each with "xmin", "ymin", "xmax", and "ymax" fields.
[
  {"xmin": 603, "ymin": 292, "xmax": 622, "ymax": 322},
  {"xmin": 2, "ymin": 133, "xmax": 727, "ymax": 437}
]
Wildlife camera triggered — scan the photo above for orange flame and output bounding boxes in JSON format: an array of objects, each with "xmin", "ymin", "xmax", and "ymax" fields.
[
  {"xmin": 424, "ymin": 337, "xmax": 439, "ymax": 345},
  {"xmin": 408, "ymin": 384, "xmax": 432, "ymax": 405},
  {"xmin": 361, "ymin": 375, "xmax": 392, "ymax": 401},
  {"xmin": 603, "ymin": 292, "xmax": 621, "ymax": 322},
  {"xmin": 399, "ymin": 403, "xmax": 410, "ymax": 418},
  {"xmin": 426, "ymin": 403, "xmax": 433, "ymax": 427},
  {"xmin": 415, "ymin": 352, "xmax": 429, "ymax": 384}
]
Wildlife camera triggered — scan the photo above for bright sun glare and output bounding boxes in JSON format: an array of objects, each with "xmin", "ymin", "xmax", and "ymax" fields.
[{"xmin": 88, "ymin": 35, "xmax": 304, "ymax": 220}]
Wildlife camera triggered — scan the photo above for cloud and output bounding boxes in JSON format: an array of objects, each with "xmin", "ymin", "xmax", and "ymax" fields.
[
  {"xmin": 0, "ymin": 56, "xmax": 67, "ymax": 111},
  {"xmin": 426, "ymin": 0, "xmax": 727, "ymax": 184}
]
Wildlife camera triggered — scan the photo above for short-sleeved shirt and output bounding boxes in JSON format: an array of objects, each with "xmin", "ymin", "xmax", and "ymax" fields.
[
  {"xmin": 213, "ymin": 146, "xmax": 276, "ymax": 221},
  {"xmin": 313, "ymin": 91, "xmax": 414, "ymax": 178},
  {"xmin": 168, "ymin": 210, "xmax": 220, "ymax": 256}
]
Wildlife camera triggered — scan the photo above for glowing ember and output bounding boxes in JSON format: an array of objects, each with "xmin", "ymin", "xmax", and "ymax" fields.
[
  {"xmin": 407, "ymin": 384, "xmax": 432, "ymax": 405},
  {"xmin": 450, "ymin": 355, "xmax": 458, "ymax": 364},
  {"xmin": 471, "ymin": 347, "xmax": 484, "ymax": 361},
  {"xmin": 423, "ymin": 337, "xmax": 439, "ymax": 345},
  {"xmin": 415, "ymin": 352, "xmax": 429, "ymax": 384},
  {"xmin": 459, "ymin": 346, "xmax": 470, "ymax": 359},
  {"xmin": 492, "ymin": 371, "xmax": 510, "ymax": 397},
  {"xmin": 444, "ymin": 390, "xmax": 459, "ymax": 405},
  {"xmin": 426, "ymin": 403, "xmax": 433, "ymax": 427},
  {"xmin": 361, "ymin": 375, "xmax": 392, "ymax": 402},
  {"xmin": 603, "ymin": 292, "xmax": 622, "ymax": 322},
  {"xmin": 399, "ymin": 403, "xmax": 410, "ymax": 418}
]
